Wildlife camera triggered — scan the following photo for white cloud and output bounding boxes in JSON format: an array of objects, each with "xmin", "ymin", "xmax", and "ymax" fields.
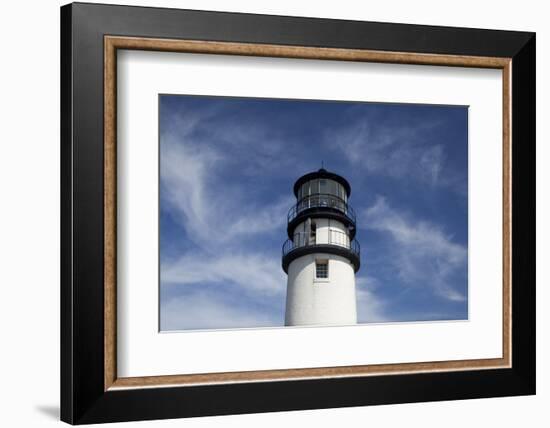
[
  {"xmin": 161, "ymin": 290, "xmax": 280, "ymax": 331},
  {"xmin": 355, "ymin": 286, "xmax": 388, "ymax": 323},
  {"xmin": 159, "ymin": 105, "xmax": 291, "ymax": 318},
  {"xmin": 324, "ymin": 114, "xmax": 463, "ymax": 190},
  {"xmin": 160, "ymin": 127, "xmax": 292, "ymax": 249},
  {"xmin": 361, "ymin": 196, "xmax": 467, "ymax": 301},
  {"xmin": 162, "ymin": 251, "xmax": 286, "ymax": 297}
]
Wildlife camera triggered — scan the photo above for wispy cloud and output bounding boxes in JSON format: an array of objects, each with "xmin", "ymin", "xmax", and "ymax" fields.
[
  {"xmin": 159, "ymin": 102, "xmax": 292, "ymax": 329},
  {"xmin": 355, "ymin": 275, "xmax": 388, "ymax": 323},
  {"xmin": 161, "ymin": 290, "xmax": 280, "ymax": 331},
  {"xmin": 162, "ymin": 251, "xmax": 286, "ymax": 297},
  {"xmin": 161, "ymin": 132, "xmax": 292, "ymax": 248},
  {"xmin": 324, "ymin": 109, "xmax": 465, "ymax": 191},
  {"xmin": 361, "ymin": 196, "xmax": 467, "ymax": 302},
  {"xmin": 162, "ymin": 99, "xmax": 305, "ymax": 177}
]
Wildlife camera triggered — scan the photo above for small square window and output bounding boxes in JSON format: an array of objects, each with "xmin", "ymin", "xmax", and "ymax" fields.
[{"xmin": 315, "ymin": 260, "xmax": 328, "ymax": 279}]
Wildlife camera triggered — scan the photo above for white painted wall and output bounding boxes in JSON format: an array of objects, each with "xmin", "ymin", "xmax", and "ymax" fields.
[
  {"xmin": 286, "ymin": 215, "xmax": 357, "ymax": 326},
  {"xmin": 285, "ymin": 252, "xmax": 357, "ymax": 326},
  {"xmin": 292, "ymin": 218, "xmax": 350, "ymax": 247}
]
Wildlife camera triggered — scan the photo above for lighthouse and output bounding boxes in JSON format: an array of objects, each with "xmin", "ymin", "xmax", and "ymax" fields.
[{"xmin": 282, "ymin": 168, "xmax": 360, "ymax": 326}]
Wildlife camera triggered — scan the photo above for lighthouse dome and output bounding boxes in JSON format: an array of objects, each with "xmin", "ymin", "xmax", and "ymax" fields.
[{"xmin": 293, "ymin": 168, "xmax": 351, "ymax": 199}]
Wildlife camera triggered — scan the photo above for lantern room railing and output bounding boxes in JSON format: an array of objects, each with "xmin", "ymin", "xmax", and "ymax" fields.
[
  {"xmin": 282, "ymin": 230, "xmax": 360, "ymax": 259},
  {"xmin": 287, "ymin": 193, "xmax": 356, "ymax": 224}
]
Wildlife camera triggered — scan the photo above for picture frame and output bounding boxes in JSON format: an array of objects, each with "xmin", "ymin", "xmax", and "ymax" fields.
[{"xmin": 60, "ymin": 2, "xmax": 535, "ymax": 424}]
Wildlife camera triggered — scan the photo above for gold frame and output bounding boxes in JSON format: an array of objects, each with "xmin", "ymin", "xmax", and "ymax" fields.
[{"xmin": 104, "ymin": 36, "xmax": 512, "ymax": 391}]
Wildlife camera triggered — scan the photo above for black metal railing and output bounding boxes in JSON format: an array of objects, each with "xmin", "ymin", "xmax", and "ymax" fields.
[
  {"xmin": 282, "ymin": 230, "xmax": 360, "ymax": 258},
  {"xmin": 287, "ymin": 193, "xmax": 356, "ymax": 224}
]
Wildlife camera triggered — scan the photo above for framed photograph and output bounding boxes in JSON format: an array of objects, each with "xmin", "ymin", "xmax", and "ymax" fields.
[{"xmin": 60, "ymin": 2, "xmax": 535, "ymax": 424}]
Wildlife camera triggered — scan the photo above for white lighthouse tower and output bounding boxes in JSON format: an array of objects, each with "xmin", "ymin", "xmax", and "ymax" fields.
[{"xmin": 282, "ymin": 168, "xmax": 360, "ymax": 326}]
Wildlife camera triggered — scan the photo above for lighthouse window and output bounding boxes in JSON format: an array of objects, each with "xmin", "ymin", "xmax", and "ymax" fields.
[
  {"xmin": 310, "ymin": 179, "xmax": 319, "ymax": 195},
  {"xmin": 315, "ymin": 260, "xmax": 329, "ymax": 279},
  {"xmin": 328, "ymin": 180, "xmax": 337, "ymax": 197},
  {"xmin": 319, "ymin": 179, "xmax": 328, "ymax": 194}
]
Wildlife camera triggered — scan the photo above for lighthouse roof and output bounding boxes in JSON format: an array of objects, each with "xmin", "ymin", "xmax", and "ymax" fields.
[{"xmin": 293, "ymin": 168, "xmax": 351, "ymax": 197}]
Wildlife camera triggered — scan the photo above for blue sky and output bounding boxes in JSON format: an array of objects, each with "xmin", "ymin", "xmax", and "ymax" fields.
[{"xmin": 159, "ymin": 95, "xmax": 468, "ymax": 331}]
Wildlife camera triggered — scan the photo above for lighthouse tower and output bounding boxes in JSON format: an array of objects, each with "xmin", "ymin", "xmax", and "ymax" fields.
[{"xmin": 282, "ymin": 168, "xmax": 360, "ymax": 326}]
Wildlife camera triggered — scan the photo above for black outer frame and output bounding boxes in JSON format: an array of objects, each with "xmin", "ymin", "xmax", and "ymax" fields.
[{"xmin": 60, "ymin": 2, "xmax": 535, "ymax": 424}]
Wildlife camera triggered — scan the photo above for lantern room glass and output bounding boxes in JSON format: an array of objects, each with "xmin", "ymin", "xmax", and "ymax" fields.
[{"xmin": 297, "ymin": 179, "xmax": 347, "ymax": 203}]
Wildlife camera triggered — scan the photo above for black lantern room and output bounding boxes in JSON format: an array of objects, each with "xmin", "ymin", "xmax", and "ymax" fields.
[{"xmin": 282, "ymin": 168, "xmax": 360, "ymax": 273}]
